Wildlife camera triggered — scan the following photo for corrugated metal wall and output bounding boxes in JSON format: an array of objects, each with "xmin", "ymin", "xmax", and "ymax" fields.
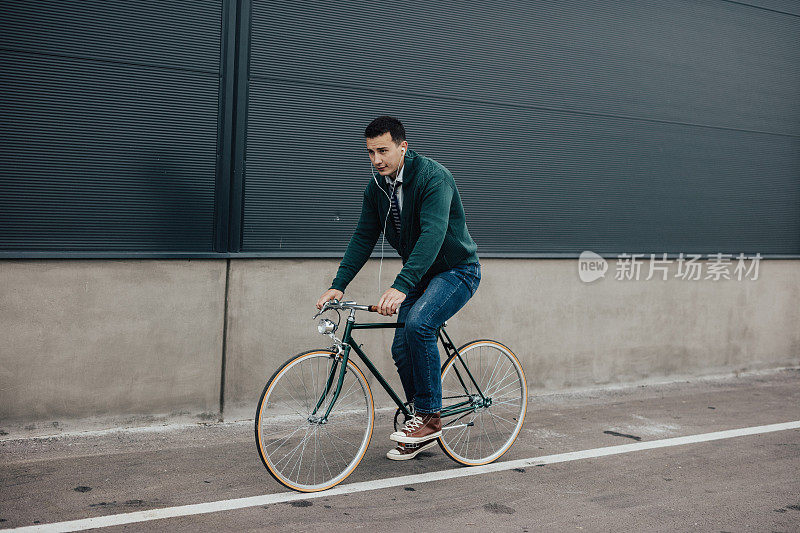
[
  {"xmin": 1, "ymin": 0, "xmax": 798, "ymax": 256},
  {"xmin": 0, "ymin": 0, "xmax": 224, "ymax": 252},
  {"xmin": 243, "ymin": 0, "xmax": 800, "ymax": 256}
]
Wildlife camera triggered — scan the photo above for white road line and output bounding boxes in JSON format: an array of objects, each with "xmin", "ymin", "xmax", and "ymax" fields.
[{"xmin": 8, "ymin": 420, "xmax": 800, "ymax": 533}]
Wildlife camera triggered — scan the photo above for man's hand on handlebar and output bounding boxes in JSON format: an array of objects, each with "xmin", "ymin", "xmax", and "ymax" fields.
[
  {"xmin": 316, "ymin": 288, "xmax": 344, "ymax": 310},
  {"xmin": 377, "ymin": 287, "xmax": 406, "ymax": 317},
  {"xmin": 316, "ymin": 287, "xmax": 406, "ymax": 316}
]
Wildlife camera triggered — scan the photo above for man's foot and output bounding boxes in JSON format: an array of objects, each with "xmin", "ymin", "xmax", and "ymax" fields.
[
  {"xmin": 389, "ymin": 412, "xmax": 442, "ymax": 444},
  {"xmin": 386, "ymin": 439, "xmax": 438, "ymax": 461}
]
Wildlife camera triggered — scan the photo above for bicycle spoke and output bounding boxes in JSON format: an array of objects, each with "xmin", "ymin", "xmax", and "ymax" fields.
[
  {"xmin": 448, "ymin": 413, "xmax": 477, "ymax": 451},
  {"xmin": 274, "ymin": 424, "xmax": 313, "ymax": 471},
  {"xmin": 486, "ymin": 410, "xmax": 516, "ymax": 430},
  {"xmin": 483, "ymin": 354, "xmax": 503, "ymax": 397},
  {"xmin": 298, "ymin": 364, "xmax": 312, "ymax": 413},
  {"xmin": 481, "ymin": 411, "xmax": 495, "ymax": 452},
  {"xmin": 282, "ymin": 372, "xmax": 313, "ymax": 415},
  {"xmin": 488, "ymin": 409, "xmax": 503, "ymax": 440},
  {"xmin": 319, "ymin": 432, "xmax": 334, "ymax": 481},
  {"xmin": 309, "ymin": 427, "xmax": 318, "ymax": 486},
  {"xmin": 292, "ymin": 427, "xmax": 310, "ymax": 482},
  {"xmin": 261, "ymin": 425, "xmax": 305, "ymax": 450},
  {"xmin": 486, "ymin": 372, "xmax": 520, "ymax": 398},
  {"xmin": 320, "ymin": 425, "xmax": 350, "ymax": 470},
  {"xmin": 442, "ymin": 409, "xmax": 475, "ymax": 428},
  {"xmin": 486, "ymin": 364, "xmax": 514, "ymax": 394}
]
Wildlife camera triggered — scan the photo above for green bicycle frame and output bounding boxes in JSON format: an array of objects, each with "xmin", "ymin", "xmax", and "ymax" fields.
[{"xmin": 312, "ymin": 313, "xmax": 489, "ymax": 423}]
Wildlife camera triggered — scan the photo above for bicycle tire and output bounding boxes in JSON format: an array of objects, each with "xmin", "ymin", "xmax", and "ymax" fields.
[
  {"xmin": 255, "ymin": 349, "xmax": 374, "ymax": 492},
  {"xmin": 438, "ymin": 339, "xmax": 527, "ymax": 466}
]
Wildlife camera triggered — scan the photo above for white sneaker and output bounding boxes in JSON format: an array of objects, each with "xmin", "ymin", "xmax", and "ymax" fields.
[{"xmin": 386, "ymin": 439, "xmax": 438, "ymax": 461}]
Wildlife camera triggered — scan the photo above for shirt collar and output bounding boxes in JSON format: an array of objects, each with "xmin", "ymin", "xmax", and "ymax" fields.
[{"xmin": 384, "ymin": 162, "xmax": 405, "ymax": 187}]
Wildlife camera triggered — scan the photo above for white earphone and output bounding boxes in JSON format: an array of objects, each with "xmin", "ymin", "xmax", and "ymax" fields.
[{"xmin": 372, "ymin": 145, "xmax": 407, "ymax": 294}]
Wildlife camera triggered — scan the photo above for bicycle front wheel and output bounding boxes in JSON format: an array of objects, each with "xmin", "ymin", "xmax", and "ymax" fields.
[
  {"xmin": 255, "ymin": 349, "xmax": 374, "ymax": 492},
  {"xmin": 439, "ymin": 340, "xmax": 527, "ymax": 466}
]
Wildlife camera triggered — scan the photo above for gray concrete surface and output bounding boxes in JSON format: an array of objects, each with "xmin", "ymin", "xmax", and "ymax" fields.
[
  {"xmin": 0, "ymin": 260, "xmax": 226, "ymax": 423},
  {"xmin": 1, "ymin": 258, "xmax": 798, "ymax": 429},
  {"xmin": 1, "ymin": 369, "xmax": 798, "ymax": 531},
  {"xmin": 222, "ymin": 258, "xmax": 800, "ymax": 419}
]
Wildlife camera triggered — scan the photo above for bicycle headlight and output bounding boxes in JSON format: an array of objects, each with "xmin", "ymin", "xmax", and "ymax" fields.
[{"xmin": 317, "ymin": 318, "xmax": 337, "ymax": 335}]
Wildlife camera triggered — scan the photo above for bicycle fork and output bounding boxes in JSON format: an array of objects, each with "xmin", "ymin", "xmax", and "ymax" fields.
[{"xmin": 308, "ymin": 310, "xmax": 358, "ymax": 424}]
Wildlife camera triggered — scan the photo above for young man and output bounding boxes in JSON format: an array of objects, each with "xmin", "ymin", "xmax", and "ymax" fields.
[{"xmin": 316, "ymin": 116, "xmax": 481, "ymax": 461}]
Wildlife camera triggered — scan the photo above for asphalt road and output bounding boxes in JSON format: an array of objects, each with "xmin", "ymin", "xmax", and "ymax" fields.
[{"xmin": 2, "ymin": 369, "xmax": 799, "ymax": 532}]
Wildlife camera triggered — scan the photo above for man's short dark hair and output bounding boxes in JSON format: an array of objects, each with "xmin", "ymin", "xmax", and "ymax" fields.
[{"xmin": 364, "ymin": 115, "xmax": 406, "ymax": 144}]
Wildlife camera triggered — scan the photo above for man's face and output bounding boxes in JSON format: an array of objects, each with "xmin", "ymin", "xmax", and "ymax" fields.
[{"xmin": 366, "ymin": 132, "xmax": 408, "ymax": 178}]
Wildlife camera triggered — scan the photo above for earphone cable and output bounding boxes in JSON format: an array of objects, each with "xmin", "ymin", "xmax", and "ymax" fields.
[{"xmin": 372, "ymin": 164, "xmax": 394, "ymax": 296}]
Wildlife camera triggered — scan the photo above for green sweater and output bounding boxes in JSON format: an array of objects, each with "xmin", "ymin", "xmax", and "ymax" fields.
[{"xmin": 331, "ymin": 149, "xmax": 479, "ymax": 295}]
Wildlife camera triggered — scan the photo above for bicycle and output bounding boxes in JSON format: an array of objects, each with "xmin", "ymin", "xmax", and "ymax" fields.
[{"xmin": 254, "ymin": 299, "xmax": 527, "ymax": 492}]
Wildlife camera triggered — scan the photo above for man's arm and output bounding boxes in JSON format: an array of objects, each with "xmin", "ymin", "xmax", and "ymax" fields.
[
  {"xmin": 329, "ymin": 185, "xmax": 381, "ymax": 292},
  {"xmin": 390, "ymin": 177, "xmax": 453, "ymax": 294}
]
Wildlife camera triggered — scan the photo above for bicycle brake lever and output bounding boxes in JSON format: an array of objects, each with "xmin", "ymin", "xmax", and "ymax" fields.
[
  {"xmin": 312, "ymin": 304, "xmax": 327, "ymax": 319},
  {"xmin": 312, "ymin": 299, "xmax": 340, "ymax": 319}
]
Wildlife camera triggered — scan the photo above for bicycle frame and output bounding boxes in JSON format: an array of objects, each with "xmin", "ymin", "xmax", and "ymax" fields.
[{"xmin": 311, "ymin": 310, "xmax": 489, "ymax": 423}]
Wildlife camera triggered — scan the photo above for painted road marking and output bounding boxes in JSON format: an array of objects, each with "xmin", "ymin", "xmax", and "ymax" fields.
[{"xmin": 7, "ymin": 420, "xmax": 800, "ymax": 532}]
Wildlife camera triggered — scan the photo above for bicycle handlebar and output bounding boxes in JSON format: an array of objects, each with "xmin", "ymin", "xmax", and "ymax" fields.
[{"xmin": 313, "ymin": 299, "xmax": 386, "ymax": 319}]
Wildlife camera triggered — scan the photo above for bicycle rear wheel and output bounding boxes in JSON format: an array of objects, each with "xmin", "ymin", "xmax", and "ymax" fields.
[
  {"xmin": 255, "ymin": 349, "xmax": 374, "ymax": 492},
  {"xmin": 439, "ymin": 340, "xmax": 527, "ymax": 466}
]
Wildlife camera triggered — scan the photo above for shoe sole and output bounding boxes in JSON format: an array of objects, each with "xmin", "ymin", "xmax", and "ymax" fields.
[
  {"xmin": 389, "ymin": 430, "xmax": 443, "ymax": 444},
  {"xmin": 386, "ymin": 439, "xmax": 438, "ymax": 461}
]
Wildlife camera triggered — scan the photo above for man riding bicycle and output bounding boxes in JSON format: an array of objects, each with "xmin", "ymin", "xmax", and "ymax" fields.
[{"xmin": 316, "ymin": 116, "xmax": 481, "ymax": 461}]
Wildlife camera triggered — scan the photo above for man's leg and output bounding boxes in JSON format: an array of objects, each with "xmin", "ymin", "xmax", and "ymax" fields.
[
  {"xmin": 390, "ymin": 262, "xmax": 481, "ymax": 444},
  {"xmin": 390, "ymin": 284, "xmax": 424, "ymax": 407},
  {"xmin": 387, "ymin": 284, "xmax": 429, "ymax": 461},
  {"xmin": 405, "ymin": 263, "xmax": 481, "ymax": 414}
]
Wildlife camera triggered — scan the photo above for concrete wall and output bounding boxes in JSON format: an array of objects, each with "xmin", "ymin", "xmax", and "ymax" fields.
[
  {"xmin": 1, "ymin": 258, "xmax": 798, "ymax": 430},
  {"xmin": 0, "ymin": 260, "xmax": 226, "ymax": 426},
  {"xmin": 222, "ymin": 258, "xmax": 800, "ymax": 419}
]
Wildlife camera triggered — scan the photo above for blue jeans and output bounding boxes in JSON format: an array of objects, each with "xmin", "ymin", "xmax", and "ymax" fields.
[{"xmin": 391, "ymin": 262, "xmax": 481, "ymax": 414}]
